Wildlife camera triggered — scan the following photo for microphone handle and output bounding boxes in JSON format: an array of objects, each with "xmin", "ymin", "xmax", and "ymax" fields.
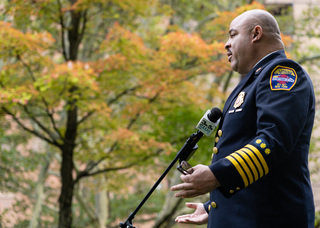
[{"xmin": 177, "ymin": 130, "xmax": 204, "ymax": 162}]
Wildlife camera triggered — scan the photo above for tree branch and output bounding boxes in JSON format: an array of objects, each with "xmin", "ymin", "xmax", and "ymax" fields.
[
  {"xmin": 78, "ymin": 10, "xmax": 88, "ymax": 49},
  {"xmin": 193, "ymin": 13, "xmax": 217, "ymax": 32},
  {"xmin": 74, "ymin": 183, "xmax": 100, "ymax": 226},
  {"xmin": 17, "ymin": 55, "xmax": 36, "ymax": 82},
  {"xmin": 78, "ymin": 141, "xmax": 119, "ymax": 176},
  {"xmin": 79, "ymin": 89, "xmax": 162, "ymax": 176},
  {"xmin": 223, "ymin": 70, "xmax": 234, "ymax": 93},
  {"xmin": 17, "ymin": 57, "xmax": 64, "ymax": 141},
  {"xmin": 298, "ymin": 54, "xmax": 320, "ymax": 65},
  {"xmin": 77, "ymin": 111, "xmax": 94, "ymax": 125},
  {"xmin": 43, "ymin": 103, "xmax": 64, "ymax": 140},
  {"xmin": 20, "ymin": 104, "xmax": 61, "ymax": 144},
  {"xmin": 74, "ymin": 149, "xmax": 162, "ymax": 183},
  {"xmin": 107, "ymin": 85, "xmax": 141, "ymax": 105},
  {"xmin": 2, "ymin": 107, "xmax": 59, "ymax": 147},
  {"xmin": 57, "ymin": 0, "xmax": 68, "ymax": 61}
]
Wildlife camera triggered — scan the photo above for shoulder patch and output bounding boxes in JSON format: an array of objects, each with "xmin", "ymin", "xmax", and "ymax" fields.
[{"xmin": 270, "ymin": 65, "xmax": 297, "ymax": 91}]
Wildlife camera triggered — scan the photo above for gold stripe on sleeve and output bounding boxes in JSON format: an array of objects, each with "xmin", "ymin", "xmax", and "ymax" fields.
[
  {"xmin": 226, "ymin": 154, "xmax": 249, "ymax": 187},
  {"xmin": 240, "ymin": 148, "xmax": 263, "ymax": 179},
  {"xmin": 237, "ymin": 149, "xmax": 259, "ymax": 181},
  {"xmin": 246, "ymin": 144, "xmax": 269, "ymax": 175},
  {"xmin": 232, "ymin": 152, "xmax": 254, "ymax": 184}
]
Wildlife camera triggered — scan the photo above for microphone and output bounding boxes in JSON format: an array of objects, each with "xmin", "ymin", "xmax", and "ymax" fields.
[
  {"xmin": 196, "ymin": 107, "xmax": 222, "ymax": 136},
  {"xmin": 176, "ymin": 107, "xmax": 222, "ymax": 163}
]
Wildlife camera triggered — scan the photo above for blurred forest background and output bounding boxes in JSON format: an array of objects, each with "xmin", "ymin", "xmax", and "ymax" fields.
[{"xmin": 0, "ymin": 0, "xmax": 319, "ymax": 227}]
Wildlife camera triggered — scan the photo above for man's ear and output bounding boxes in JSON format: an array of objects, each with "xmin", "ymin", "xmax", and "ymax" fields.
[{"xmin": 252, "ymin": 25, "xmax": 263, "ymax": 42}]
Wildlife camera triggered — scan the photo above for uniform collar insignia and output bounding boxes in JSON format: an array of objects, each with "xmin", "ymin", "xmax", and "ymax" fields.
[{"xmin": 256, "ymin": 67, "xmax": 261, "ymax": 73}]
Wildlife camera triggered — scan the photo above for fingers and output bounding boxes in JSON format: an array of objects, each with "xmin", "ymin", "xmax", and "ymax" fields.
[
  {"xmin": 171, "ymin": 165, "xmax": 218, "ymax": 198},
  {"xmin": 175, "ymin": 216, "xmax": 206, "ymax": 225},
  {"xmin": 175, "ymin": 213, "xmax": 199, "ymax": 224},
  {"xmin": 175, "ymin": 212, "xmax": 205, "ymax": 224},
  {"xmin": 170, "ymin": 182, "xmax": 193, "ymax": 191},
  {"xmin": 180, "ymin": 173, "xmax": 191, "ymax": 182},
  {"xmin": 171, "ymin": 179, "xmax": 201, "ymax": 198},
  {"xmin": 170, "ymin": 183, "xmax": 199, "ymax": 198},
  {"xmin": 175, "ymin": 214, "xmax": 192, "ymax": 220},
  {"xmin": 174, "ymin": 202, "xmax": 208, "ymax": 225},
  {"xmin": 179, "ymin": 191, "xmax": 200, "ymax": 198},
  {"xmin": 175, "ymin": 215, "xmax": 195, "ymax": 224}
]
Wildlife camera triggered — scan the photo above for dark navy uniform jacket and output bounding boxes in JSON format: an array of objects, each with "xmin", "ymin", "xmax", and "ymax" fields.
[{"xmin": 204, "ymin": 50, "xmax": 315, "ymax": 228}]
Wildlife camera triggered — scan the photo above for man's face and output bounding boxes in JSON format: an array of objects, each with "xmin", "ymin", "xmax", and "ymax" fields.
[{"xmin": 224, "ymin": 18, "xmax": 253, "ymax": 75}]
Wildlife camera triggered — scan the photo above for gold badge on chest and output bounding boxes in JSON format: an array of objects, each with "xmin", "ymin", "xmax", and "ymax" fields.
[{"xmin": 233, "ymin": 91, "xmax": 245, "ymax": 109}]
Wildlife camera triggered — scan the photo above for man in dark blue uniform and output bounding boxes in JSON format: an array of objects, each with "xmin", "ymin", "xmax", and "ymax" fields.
[{"xmin": 171, "ymin": 9, "xmax": 315, "ymax": 227}]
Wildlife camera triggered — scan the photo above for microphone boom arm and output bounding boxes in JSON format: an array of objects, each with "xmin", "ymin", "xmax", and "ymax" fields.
[{"xmin": 119, "ymin": 130, "xmax": 204, "ymax": 228}]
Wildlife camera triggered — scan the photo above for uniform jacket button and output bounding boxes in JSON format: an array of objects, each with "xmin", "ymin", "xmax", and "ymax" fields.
[
  {"xmin": 212, "ymin": 147, "xmax": 218, "ymax": 154},
  {"xmin": 211, "ymin": 201, "xmax": 217, "ymax": 209},
  {"xmin": 218, "ymin": 130, "xmax": 223, "ymax": 137}
]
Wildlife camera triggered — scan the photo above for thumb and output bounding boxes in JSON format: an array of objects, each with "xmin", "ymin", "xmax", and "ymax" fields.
[{"xmin": 185, "ymin": 202, "xmax": 198, "ymax": 209}]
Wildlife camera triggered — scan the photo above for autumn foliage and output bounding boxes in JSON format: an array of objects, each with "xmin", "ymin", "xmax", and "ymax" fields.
[{"xmin": 0, "ymin": 1, "xmax": 297, "ymax": 227}]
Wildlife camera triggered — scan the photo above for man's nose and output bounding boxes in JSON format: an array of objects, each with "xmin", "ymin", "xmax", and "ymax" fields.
[{"xmin": 225, "ymin": 39, "xmax": 231, "ymax": 50}]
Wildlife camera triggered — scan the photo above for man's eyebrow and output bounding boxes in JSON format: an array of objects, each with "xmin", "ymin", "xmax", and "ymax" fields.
[{"xmin": 228, "ymin": 29, "xmax": 237, "ymax": 34}]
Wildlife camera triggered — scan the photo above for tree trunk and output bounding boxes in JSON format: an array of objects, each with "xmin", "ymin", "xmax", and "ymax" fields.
[
  {"xmin": 58, "ymin": 0, "xmax": 82, "ymax": 224},
  {"xmin": 75, "ymin": 183, "xmax": 100, "ymax": 228},
  {"xmin": 57, "ymin": 0, "xmax": 84, "ymax": 223},
  {"xmin": 93, "ymin": 175, "xmax": 109, "ymax": 228},
  {"xmin": 58, "ymin": 144, "xmax": 75, "ymax": 228},
  {"xmin": 153, "ymin": 171, "xmax": 184, "ymax": 228},
  {"xmin": 28, "ymin": 149, "xmax": 53, "ymax": 228},
  {"xmin": 59, "ymin": 105, "xmax": 78, "ymax": 228},
  {"xmin": 95, "ymin": 189, "xmax": 108, "ymax": 228}
]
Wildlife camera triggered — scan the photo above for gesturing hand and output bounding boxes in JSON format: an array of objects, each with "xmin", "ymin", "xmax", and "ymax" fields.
[
  {"xmin": 175, "ymin": 202, "xmax": 208, "ymax": 225},
  {"xmin": 171, "ymin": 164, "xmax": 220, "ymax": 198}
]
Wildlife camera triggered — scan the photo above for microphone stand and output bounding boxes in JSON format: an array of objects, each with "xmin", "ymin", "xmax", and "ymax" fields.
[{"xmin": 119, "ymin": 130, "xmax": 204, "ymax": 228}]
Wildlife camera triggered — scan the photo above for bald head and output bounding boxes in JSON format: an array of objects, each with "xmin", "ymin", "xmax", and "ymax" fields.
[
  {"xmin": 232, "ymin": 9, "xmax": 284, "ymax": 47},
  {"xmin": 233, "ymin": 10, "xmax": 281, "ymax": 34},
  {"xmin": 225, "ymin": 9, "xmax": 285, "ymax": 74}
]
